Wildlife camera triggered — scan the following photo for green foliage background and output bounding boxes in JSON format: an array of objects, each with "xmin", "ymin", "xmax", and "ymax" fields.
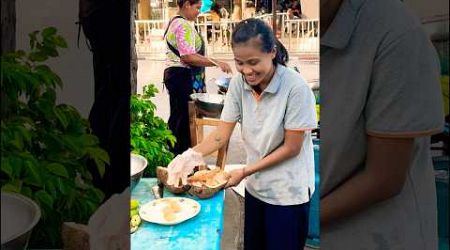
[
  {"xmin": 1, "ymin": 27, "xmax": 108, "ymax": 248},
  {"xmin": 131, "ymin": 84, "xmax": 175, "ymax": 177}
]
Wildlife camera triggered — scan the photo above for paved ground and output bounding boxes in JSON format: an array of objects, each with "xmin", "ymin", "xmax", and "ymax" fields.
[{"xmin": 138, "ymin": 56, "xmax": 319, "ymax": 249}]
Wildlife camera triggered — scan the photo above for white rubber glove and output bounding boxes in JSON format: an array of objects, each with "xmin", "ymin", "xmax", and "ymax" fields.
[{"xmin": 167, "ymin": 148, "xmax": 205, "ymax": 187}]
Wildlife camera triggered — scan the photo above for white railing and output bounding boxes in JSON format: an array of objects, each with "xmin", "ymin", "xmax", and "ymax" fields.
[
  {"xmin": 135, "ymin": 14, "xmax": 319, "ymax": 58},
  {"xmin": 281, "ymin": 18, "xmax": 319, "ymax": 53},
  {"xmin": 135, "ymin": 20, "xmax": 166, "ymax": 55}
]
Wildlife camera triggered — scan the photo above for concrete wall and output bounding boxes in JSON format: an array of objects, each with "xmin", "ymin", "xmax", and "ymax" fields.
[{"xmin": 16, "ymin": 0, "xmax": 94, "ymax": 118}]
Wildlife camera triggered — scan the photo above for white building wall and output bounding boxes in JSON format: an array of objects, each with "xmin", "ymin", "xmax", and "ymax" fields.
[
  {"xmin": 301, "ymin": 0, "xmax": 319, "ymax": 19},
  {"xmin": 16, "ymin": 1, "xmax": 95, "ymax": 118}
]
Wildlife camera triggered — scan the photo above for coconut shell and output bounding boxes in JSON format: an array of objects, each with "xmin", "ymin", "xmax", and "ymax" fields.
[
  {"xmin": 188, "ymin": 182, "xmax": 227, "ymax": 199},
  {"xmin": 187, "ymin": 169, "xmax": 229, "ymax": 199},
  {"xmin": 62, "ymin": 222, "xmax": 90, "ymax": 250},
  {"xmin": 156, "ymin": 166, "xmax": 190, "ymax": 194}
]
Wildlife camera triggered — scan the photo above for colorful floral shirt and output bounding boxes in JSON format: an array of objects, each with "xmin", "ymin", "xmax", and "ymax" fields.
[{"xmin": 164, "ymin": 17, "xmax": 206, "ymax": 92}]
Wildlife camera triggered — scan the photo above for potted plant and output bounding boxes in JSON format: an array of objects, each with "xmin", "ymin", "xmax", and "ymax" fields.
[
  {"xmin": 1, "ymin": 27, "xmax": 109, "ymax": 248},
  {"xmin": 130, "ymin": 84, "xmax": 175, "ymax": 177}
]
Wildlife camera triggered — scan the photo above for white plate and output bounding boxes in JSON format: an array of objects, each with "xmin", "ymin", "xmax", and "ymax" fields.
[{"xmin": 139, "ymin": 197, "xmax": 201, "ymax": 225}]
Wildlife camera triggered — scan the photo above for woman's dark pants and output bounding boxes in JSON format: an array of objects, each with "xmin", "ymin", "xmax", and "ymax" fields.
[
  {"xmin": 244, "ymin": 189, "xmax": 310, "ymax": 250},
  {"xmin": 163, "ymin": 67, "xmax": 193, "ymax": 155}
]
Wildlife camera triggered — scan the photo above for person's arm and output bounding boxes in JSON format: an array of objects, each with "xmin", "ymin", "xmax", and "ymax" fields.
[
  {"xmin": 320, "ymin": 22, "xmax": 444, "ymax": 226},
  {"xmin": 181, "ymin": 54, "xmax": 232, "ymax": 73},
  {"xmin": 320, "ymin": 135, "xmax": 414, "ymax": 226},
  {"xmin": 166, "ymin": 121, "xmax": 236, "ymax": 186},
  {"xmin": 225, "ymin": 130, "xmax": 304, "ymax": 187},
  {"xmin": 245, "ymin": 130, "xmax": 304, "ymax": 175},
  {"xmin": 172, "ymin": 20, "xmax": 232, "ymax": 73},
  {"xmin": 192, "ymin": 121, "xmax": 236, "ymax": 156}
]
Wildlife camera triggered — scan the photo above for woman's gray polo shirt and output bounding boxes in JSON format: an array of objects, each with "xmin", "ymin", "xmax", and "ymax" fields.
[
  {"xmin": 320, "ymin": 0, "xmax": 444, "ymax": 249},
  {"xmin": 220, "ymin": 65, "xmax": 318, "ymax": 206}
]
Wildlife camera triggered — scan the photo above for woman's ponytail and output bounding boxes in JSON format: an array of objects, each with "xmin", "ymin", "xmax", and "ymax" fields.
[{"xmin": 274, "ymin": 39, "xmax": 289, "ymax": 66}]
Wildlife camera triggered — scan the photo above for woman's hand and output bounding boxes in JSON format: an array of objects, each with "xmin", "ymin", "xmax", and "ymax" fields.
[
  {"xmin": 167, "ymin": 149, "xmax": 205, "ymax": 187},
  {"xmin": 217, "ymin": 61, "xmax": 232, "ymax": 74},
  {"xmin": 224, "ymin": 167, "xmax": 246, "ymax": 188}
]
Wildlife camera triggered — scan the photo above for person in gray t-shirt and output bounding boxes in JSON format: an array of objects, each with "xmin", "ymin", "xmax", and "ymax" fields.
[
  {"xmin": 167, "ymin": 18, "xmax": 317, "ymax": 249},
  {"xmin": 320, "ymin": 0, "xmax": 445, "ymax": 249}
]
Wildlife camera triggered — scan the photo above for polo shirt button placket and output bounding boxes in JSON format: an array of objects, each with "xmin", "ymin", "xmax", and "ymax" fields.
[{"xmin": 255, "ymin": 106, "xmax": 262, "ymax": 125}]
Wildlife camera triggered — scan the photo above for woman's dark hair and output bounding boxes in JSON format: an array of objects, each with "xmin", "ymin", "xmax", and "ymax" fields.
[
  {"xmin": 177, "ymin": 0, "xmax": 200, "ymax": 8},
  {"xmin": 231, "ymin": 18, "xmax": 289, "ymax": 66}
]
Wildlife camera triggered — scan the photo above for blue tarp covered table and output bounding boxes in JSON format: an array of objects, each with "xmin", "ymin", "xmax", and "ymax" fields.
[{"xmin": 131, "ymin": 178, "xmax": 225, "ymax": 250}]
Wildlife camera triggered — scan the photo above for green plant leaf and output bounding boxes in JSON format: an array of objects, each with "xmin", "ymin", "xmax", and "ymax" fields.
[
  {"xmin": 93, "ymin": 188, "xmax": 105, "ymax": 203},
  {"xmin": 94, "ymin": 160, "xmax": 105, "ymax": 178},
  {"xmin": 9, "ymin": 156, "xmax": 23, "ymax": 177},
  {"xmin": 44, "ymin": 179, "xmax": 57, "ymax": 198},
  {"xmin": 1, "ymin": 28, "xmax": 107, "ymax": 248},
  {"xmin": 21, "ymin": 186, "xmax": 33, "ymax": 198},
  {"xmin": 28, "ymin": 31, "xmax": 39, "ymax": 49},
  {"xmin": 53, "ymin": 178, "xmax": 69, "ymax": 195},
  {"xmin": 54, "ymin": 36, "xmax": 68, "ymax": 48},
  {"xmin": 42, "ymin": 27, "xmax": 57, "ymax": 38},
  {"xmin": 23, "ymin": 160, "xmax": 43, "ymax": 187},
  {"xmin": 41, "ymin": 89, "xmax": 56, "ymax": 104},
  {"xmin": 131, "ymin": 84, "xmax": 175, "ymax": 177},
  {"xmin": 46, "ymin": 163, "xmax": 69, "ymax": 178},
  {"xmin": 28, "ymin": 51, "xmax": 48, "ymax": 62},
  {"xmin": 54, "ymin": 107, "xmax": 69, "ymax": 129},
  {"xmin": 87, "ymin": 147, "xmax": 110, "ymax": 164},
  {"xmin": 1, "ymin": 181, "xmax": 22, "ymax": 193},
  {"xmin": 35, "ymin": 190, "xmax": 54, "ymax": 208},
  {"xmin": 1, "ymin": 157, "xmax": 13, "ymax": 178},
  {"xmin": 78, "ymin": 134, "xmax": 99, "ymax": 147},
  {"xmin": 41, "ymin": 45, "xmax": 59, "ymax": 57},
  {"xmin": 11, "ymin": 131, "xmax": 24, "ymax": 150}
]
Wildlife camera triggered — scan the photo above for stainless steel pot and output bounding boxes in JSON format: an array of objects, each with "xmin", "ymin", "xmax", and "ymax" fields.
[
  {"xmin": 131, "ymin": 153, "xmax": 148, "ymax": 191},
  {"xmin": 1, "ymin": 192, "xmax": 41, "ymax": 250},
  {"xmin": 190, "ymin": 93, "xmax": 225, "ymax": 118},
  {"xmin": 208, "ymin": 77, "xmax": 231, "ymax": 94}
]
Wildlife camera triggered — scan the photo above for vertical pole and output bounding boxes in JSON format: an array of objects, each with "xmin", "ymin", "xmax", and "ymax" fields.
[{"xmin": 271, "ymin": 0, "xmax": 277, "ymax": 34}]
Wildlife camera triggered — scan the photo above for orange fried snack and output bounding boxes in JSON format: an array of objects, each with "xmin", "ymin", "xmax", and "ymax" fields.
[
  {"xmin": 187, "ymin": 168, "xmax": 229, "ymax": 188},
  {"xmin": 162, "ymin": 206, "xmax": 176, "ymax": 222},
  {"xmin": 167, "ymin": 200, "xmax": 181, "ymax": 213},
  {"xmin": 161, "ymin": 199, "xmax": 183, "ymax": 222}
]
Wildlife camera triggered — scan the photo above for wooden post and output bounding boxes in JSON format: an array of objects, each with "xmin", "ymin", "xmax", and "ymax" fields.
[
  {"xmin": 138, "ymin": 0, "xmax": 152, "ymax": 19},
  {"xmin": 131, "ymin": 0, "xmax": 138, "ymax": 94},
  {"xmin": 272, "ymin": 0, "xmax": 277, "ymax": 32},
  {"xmin": 188, "ymin": 101, "xmax": 229, "ymax": 168},
  {"xmin": 188, "ymin": 101, "xmax": 198, "ymax": 146}
]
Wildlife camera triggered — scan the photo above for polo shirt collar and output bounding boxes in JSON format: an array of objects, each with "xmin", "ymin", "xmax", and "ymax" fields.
[
  {"xmin": 243, "ymin": 65, "xmax": 285, "ymax": 94},
  {"xmin": 320, "ymin": 0, "xmax": 367, "ymax": 49}
]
